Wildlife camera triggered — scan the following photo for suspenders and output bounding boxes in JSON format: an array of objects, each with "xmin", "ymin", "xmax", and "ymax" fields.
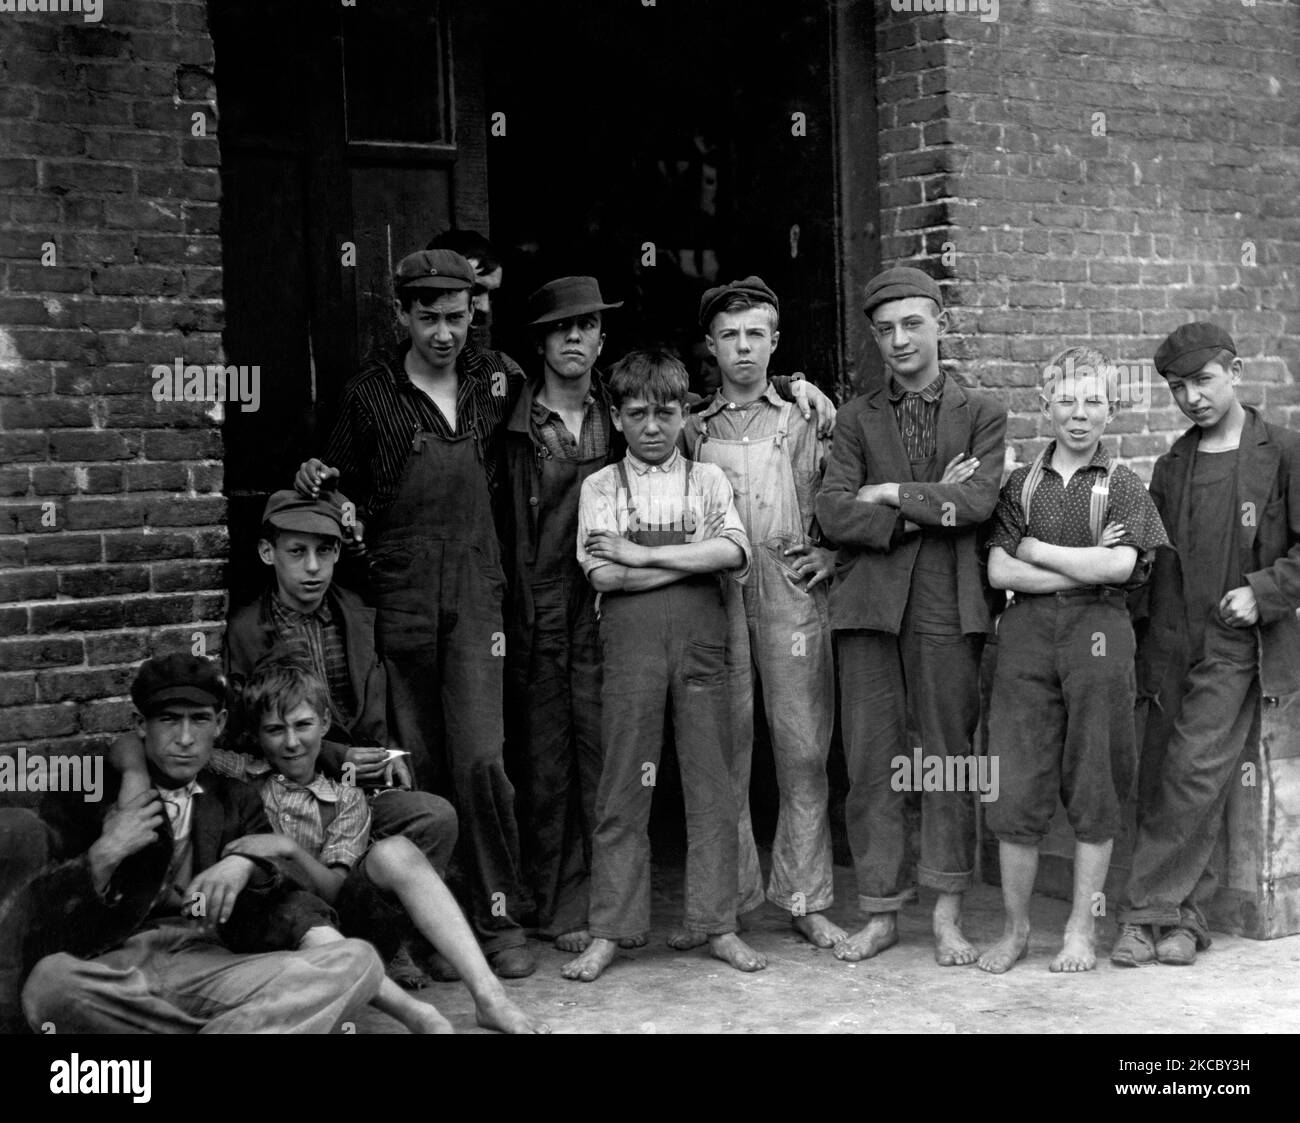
[{"xmin": 1020, "ymin": 446, "xmax": 1120, "ymax": 546}]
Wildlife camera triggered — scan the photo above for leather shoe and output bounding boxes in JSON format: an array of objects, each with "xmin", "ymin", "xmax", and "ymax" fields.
[
  {"xmin": 1110, "ymin": 923, "xmax": 1156, "ymax": 967},
  {"xmin": 1155, "ymin": 926, "xmax": 1198, "ymax": 966},
  {"xmin": 488, "ymin": 945, "xmax": 537, "ymax": 979}
]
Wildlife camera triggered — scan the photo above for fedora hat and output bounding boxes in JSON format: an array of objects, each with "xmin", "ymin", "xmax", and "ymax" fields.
[{"xmin": 527, "ymin": 276, "xmax": 623, "ymax": 326}]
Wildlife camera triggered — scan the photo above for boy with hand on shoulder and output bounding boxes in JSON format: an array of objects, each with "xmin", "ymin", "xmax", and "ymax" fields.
[
  {"xmin": 562, "ymin": 350, "xmax": 765, "ymax": 982},
  {"xmin": 1113, "ymin": 323, "xmax": 1300, "ymax": 967},
  {"xmin": 684, "ymin": 276, "xmax": 842, "ymax": 949},
  {"xmin": 978, "ymin": 348, "xmax": 1168, "ymax": 974}
]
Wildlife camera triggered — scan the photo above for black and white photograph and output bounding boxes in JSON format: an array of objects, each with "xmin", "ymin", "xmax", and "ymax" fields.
[{"xmin": 0, "ymin": 0, "xmax": 1295, "ymax": 1085}]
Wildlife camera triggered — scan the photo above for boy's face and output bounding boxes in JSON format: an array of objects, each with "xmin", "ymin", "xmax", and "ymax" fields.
[
  {"xmin": 612, "ymin": 395, "xmax": 685, "ymax": 465},
  {"xmin": 469, "ymin": 258, "xmax": 503, "ymax": 323},
  {"xmin": 258, "ymin": 530, "xmax": 339, "ymax": 613},
  {"xmin": 396, "ymin": 289, "xmax": 471, "ymax": 373},
  {"xmin": 1041, "ymin": 372, "xmax": 1115, "ymax": 455},
  {"xmin": 1163, "ymin": 358, "xmax": 1241, "ymax": 429},
  {"xmin": 539, "ymin": 313, "xmax": 604, "ymax": 380},
  {"xmin": 137, "ymin": 703, "xmax": 225, "ymax": 788},
  {"xmin": 258, "ymin": 700, "xmax": 328, "ymax": 787},
  {"xmin": 706, "ymin": 307, "xmax": 779, "ymax": 392},
  {"xmin": 869, "ymin": 296, "xmax": 947, "ymax": 383}
]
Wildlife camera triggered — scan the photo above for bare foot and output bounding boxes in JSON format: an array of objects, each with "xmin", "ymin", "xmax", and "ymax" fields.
[
  {"xmin": 475, "ymin": 990, "xmax": 551, "ymax": 1034},
  {"xmin": 709, "ymin": 932, "xmax": 767, "ymax": 972},
  {"xmin": 407, "ymin": 1003, "xmax": 454, "ymax": 1034},
  {"xmin": 561, "ymin": 936, "xmax": 618, "ymax": 982},
  {"xmin": 834, "ymin": 914, "xmax": 898, "ymax": 962},
  {"xmin": 977, "ymin": 928, "xmax": 1029, "ymax": 974},
  {"xmin": 555, "ymin": 928, "xmax": 591, "ymax": 953},
  {"xmin": 793, "ymin": 911, "xmax": 848, "ymax": 949},
  {"xmin": 667, "ymin": 928, "xmax": 708, "ymax": 950},
  {"xmin": 1049, "ymin": 927, "xmax": 1097, "ymax": 973},
  {"xmin": 934, "ymin": 918, "xmax": 978, "ymax": 967},
  {"xmin": 618, "ymin": 935, "xmax": 647, "ymax": 949}
]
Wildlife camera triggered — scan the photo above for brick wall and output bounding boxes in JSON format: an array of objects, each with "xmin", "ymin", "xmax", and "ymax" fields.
[
  {"xmin": 0, "ymin": 1, "xmax": 226, "ymax": 782},
  {"xmin": 875, "ymin": 0, "xmax": 1300, "ymax": 478}
]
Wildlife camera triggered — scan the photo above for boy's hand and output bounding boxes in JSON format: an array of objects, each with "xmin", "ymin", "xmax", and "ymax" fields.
[
  {"xmin": 784, "ymin": 543, "xmax": 835, "ymax": 590},
  {"xmin": 1219, "ymin": 585, "xmax": 1260, "ymax": 627},
  {"xmin": 223, "ymin": 834, "xmax": 292, "ymax": 863},
  {"xmin": 585, "ymin": 531, "xmax": 648, "ymax": 568},
  {"xmin": 345, "ymin": 746, "xmax": 391, "ymax": 784},
  {"xmin": 790, "ymin": 375, "xmax": 837, "ymax": 438},
  {"xmin": 389, "ymin": 755, "xmax": 413, "ymax": 790},
  {"xmin": 295, "ymin": 458, "xmax": 339, "ymax": 498},
  {"xmin": 939, "ymin": 454, "xmax": 979, "ymax": 484},
  {"xmin": 184, "ymin": 854, "xmax": 256, "ymax": 927},
  {"xmin": 89, "ymin": 790, "xmax": 164, "ymax": 887},
  {"xmin": 695, "ymin": 510, "xmax": 726, "ymax": 541},
  {"xmin": 856, "ymin": 482, "xmax": 900, "ymax": 507},
  {"xmin": 1099, "ymin": 521, "xmax": 1126, "ymax": 548}
]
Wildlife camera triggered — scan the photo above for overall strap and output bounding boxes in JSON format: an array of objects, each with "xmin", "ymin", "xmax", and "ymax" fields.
[
  {"xmin": 774, "ymin": 400, "xmax": 794, "ymax": 449},
  {"xmin": 318, "ymin": 793, "xmax": 340, "ymax": 837},
  {"xmin": 1088, "ymin": 459, "xmax": 1121, "ymax": 545},
  {"xmin": 692, "ymin": 417, "xmax": 709, "ymax": 458},
  {"xmin": 1019, "ymin": 445, "xmax": 1052, "ymax": 533}
]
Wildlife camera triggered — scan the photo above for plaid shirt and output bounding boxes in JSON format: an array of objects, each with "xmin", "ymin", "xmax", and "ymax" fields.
[
  {"xmin": 268, "ymin": 596, "xmax": 357, "ymax": 722},
  {"xmin": 323, "ymin": 341, "xmax": 525, "ymax": 523},
  {"xmin": 530, "ymin": 382, "xmax": 609, "ymax": 463},
  {"xmin": 257, "ymin": 771, "xmax": 370, "ymax": 871},
  {"xmin": 889, "ymin": 370, "xmax": 945, "ymax": 460}
]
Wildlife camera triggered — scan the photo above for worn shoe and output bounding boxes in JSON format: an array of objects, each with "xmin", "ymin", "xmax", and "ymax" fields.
[
  {"xmin": 1155, "ymin": 926, "xmax": 1198, "ymax": 966},
  {"xmin": 1110, "ymin": 923, "xmax": 1156, "ymax": 967},
  {"xmin": 386, "ymin": 944, "xmax": 430, "ymax": 990},
  {"xmin": 488, "ymin": 944, "xmax": 537, "ymax": 979}
]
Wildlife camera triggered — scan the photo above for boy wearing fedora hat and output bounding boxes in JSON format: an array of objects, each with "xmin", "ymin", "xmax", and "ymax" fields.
[
  {"xmin": 817, "ymin": 266, "xmax": 1006, "ymax": 966},
  {"xmin": 295, "ymin": 248, "xmax": 536, "ymax": 978},
  {"xmin": 1112, "ymin": 323, "xmax": 1300, "ymax": 967}
]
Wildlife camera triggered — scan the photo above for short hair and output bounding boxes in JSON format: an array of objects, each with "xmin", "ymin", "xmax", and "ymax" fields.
[
  {"xmin": 425, "ymin": 229, "xmax": 500, "ymax": 275},
  {"xmin": 710, "ymin": 295, "xmax": 779, "ymax": 334},
  {"xmin": 242, "ymin": 659, "xmax": 329, "ymax": 734},
  {"xmin": 1040, "ymin": 345, "xmax": 1120, "ymax": 402},
  {"xmin": 396, "ymin": 286, "xmax": 471, "ymax": 314},
  {"xmin": 607, "ymin": 349, "xmax": 690, "ymax": 408}
]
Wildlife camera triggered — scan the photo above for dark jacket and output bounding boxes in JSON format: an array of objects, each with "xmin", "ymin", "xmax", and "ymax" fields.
[
  {"xmin": 815, "ymin": 375, "xmax": 1007, "ymax": 635},
  {"xmin": 500, "ymin": 372, "xmax": 623, "ymax": 630},
  {"xmin": 21, "ymin": 769, "xmax": 332, "ymax": 974},
  {"xmin": 1136, "ymin": 406, "xmax": 1300, "ymax": 700},
  {"xmin": 225, "ymin": 583, "xmax": 390, "ymax": 772}
]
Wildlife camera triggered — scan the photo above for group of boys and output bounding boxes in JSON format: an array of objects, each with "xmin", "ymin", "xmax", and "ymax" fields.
[{"xmin": 4, "ymin": 250, "xmax": 1296, "ymax": 1032}]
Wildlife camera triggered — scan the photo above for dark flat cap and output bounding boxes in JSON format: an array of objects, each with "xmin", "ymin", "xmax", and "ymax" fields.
[
  {"xmin": 1153, "ymin": 321, "xmax": 1237, "ymax": 378},
  {"xmin": 863, "ymin": 266, "xmax": 943, "ymax": 317},
  {"xmin": 699, "ymin": 276, "xmax": 779, "ymax": 329},
  {"xmin": 132, "ymin": 653, "xmax": 227, "ymax": 715},
  {"xmin": 393, "ymin": 249, "xmax": 476, "ymax": 291},
  {"xmin": 262, "ymin": 489, "xmax": 349, "ymax": 539},
  {"xmin": 527, "ymin": 276, "xmax": 623, "ymax": 326}
]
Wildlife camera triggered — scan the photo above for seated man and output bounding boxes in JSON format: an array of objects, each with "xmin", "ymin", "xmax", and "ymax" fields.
[
  {"xmin": 20, "ymin": 653, "xmax": 383, "ymax": 1034},
  {"xmin": 223, "ymin": 488, "xmax": 460, "ymax": 984}
]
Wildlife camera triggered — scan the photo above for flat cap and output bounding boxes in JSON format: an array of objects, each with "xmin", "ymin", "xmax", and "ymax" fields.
[
  {"xmin": 261, "ymin": 489, "xmax": 349, "ymax": 539},
  {"xmin": 862, "ymin": 266, "xmax": 943, "ymax": 317},
  {"xmin": 1153, "ymin": 321, "xmax": 1237, "ymax": 378},
  {"xmin": 699, "ymin": 275, "xmax": 779, "ymax": 329},
  {"xmin": 393, "ymin": 249, "xmax": 476, "ymax": 291},
  {"xmin": 527, "ymin": 276, "xmax": 623, "ymax": 326},
  {"xmin": 131, "ymin": 653, "xmax": 227, "ymax": 715}
]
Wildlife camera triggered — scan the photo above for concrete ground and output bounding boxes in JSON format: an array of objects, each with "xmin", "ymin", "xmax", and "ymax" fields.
[{"xmin": 356, "ymin": 860, "xmax": 1300, "ymax": 1034}]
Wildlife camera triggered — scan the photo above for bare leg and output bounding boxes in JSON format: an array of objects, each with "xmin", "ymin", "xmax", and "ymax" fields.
[
  {"xmin": 977, "ymin": 842, "xmax": 1035, "ymax": 974},
  {"xmin": 1050, "ymin": 839, "xmax": 1112, "ymax": 973},
  {"xmin": 299, "ymin": 925, "xmax": 450, "ymax": 1033},
  {"xmin": 933, "ymin": 891, "xmax": 978, "ymax": 966},
  {"xmin": 365, "ymin": 838, "xmax": 549, "ymax": 1033},
  {"xmin": 792, "ymin": 911, "xmax": 848, "ymax": 949},
  {"xmin": 561, "ymin": 936, "xmax": 619, "ymax": 982},
  {"xmin": 834, "ymin": 912, "xmax": 898, "ymax": 962}
]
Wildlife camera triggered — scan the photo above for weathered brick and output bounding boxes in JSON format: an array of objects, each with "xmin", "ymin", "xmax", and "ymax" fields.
[
  {"xmin": 30, "ymin": 599, "xmax": 125, "ymax": 633},
  {"xmin": 59, "ymin": 565, "xmax": 151, "ymax": 599},
  {"xmin": 0, "ymin": 637, "xmax": 84, "ymax": 672},
  {"xmin": 49, "ymin": 430, "xmax": 136, "ymax": 462},
  {"xmin": 85, "ymin": 630, "xmax": 150, "ymax": 666},
  {"xmin": 0, "ymin": 673, "xmax": 37, "ymax": 707},
  {"xmin": 151, "ymin": 560, "xmax": 225, "ymax": 593},
  {"xmin": 26, "ymin": 534, "xmax": 101, "ymax": 566},
  {"xmin": 103, "ymin": 531, "xmax": 196, "ymax": 563},
  {"xmin": 0, "ymin": 570, "xmax": 57, "ymax": 603},
  {"xmin": 36, "ymin": 665, "xmax": 136, "ymax": 704},
  {"xmin": 1, "ymin": 704, "xmax": 78, "ymax": 740}
]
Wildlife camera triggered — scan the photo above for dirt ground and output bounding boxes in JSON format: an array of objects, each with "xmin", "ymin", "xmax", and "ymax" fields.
[{"xmin": 355, "ymin": 861, "xmax": 1300, "ymax": 1035}]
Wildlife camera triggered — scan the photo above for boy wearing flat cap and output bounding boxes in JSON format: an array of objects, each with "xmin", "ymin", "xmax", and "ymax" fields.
[
  {"xmin": 1112, "ymin": 323, "xmax": 1300, "ymax": 967},
  {"xmin": 817, "ymin": 265, "xmax": 1007, "ymax": 965},
  {"xmin": 294, "ymin": 248, "xmax": 536, "ymax": 978},
  {"xmin": 679, "ymin": 275, "xmax": 842, "ymax": 951}
]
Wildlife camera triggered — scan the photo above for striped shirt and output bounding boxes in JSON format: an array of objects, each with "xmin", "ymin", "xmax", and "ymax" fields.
[
  {"xmin": 889, "ymin": 370, "xmax": 945, "ymax": 460},
  {"xmin": 530, "ymin": 380, "xmax": 609, "ymax": 463},
  {"xmin": 268, "ymin": 596, "xmax": 357, "ymax": 723},
  {"xmin": 576, "ymin": 449, "xmax": 751, "ymax": 577},
  {"xmin": 323, "ymin": 341, "xmax": 526, "ymax": 523},
  {"xmin": 258, "ymin": 771, "xmax": 371, "ymax": 871}
]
